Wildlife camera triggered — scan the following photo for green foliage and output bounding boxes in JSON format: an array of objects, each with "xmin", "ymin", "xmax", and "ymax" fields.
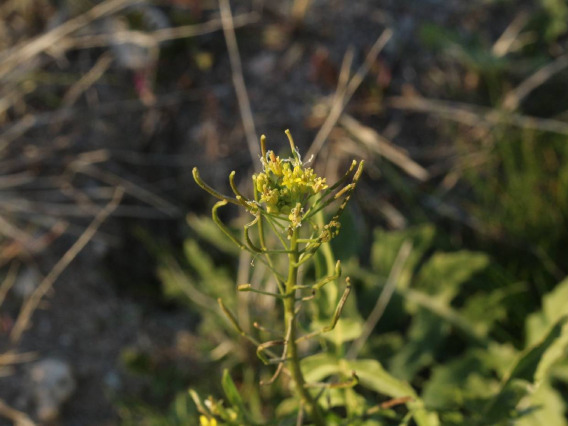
[
  {"xmin": 540, "ymin": 0, "xmax": 568, "ymax": 41},
  {"xmin": 145, "ymin": 215, "xmax": 568, "ymax": 425},
  {"xmin": 353, "ymin": 224, "xmax": 568, "ymax": 426}
]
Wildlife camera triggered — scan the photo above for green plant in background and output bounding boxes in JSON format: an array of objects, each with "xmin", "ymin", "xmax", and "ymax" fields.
[
  {"xmin": 349, "ymin": 224, "xmax": 568, "ymax": 426},
  {"xmin": 190, "ymin": 130, "xmax": 364, "ymax": 425}
]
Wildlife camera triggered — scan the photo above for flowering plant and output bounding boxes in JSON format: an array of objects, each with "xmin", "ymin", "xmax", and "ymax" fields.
[{"xmin": 191, "ymin": 130, "xmax": 363, "ymax": 425}]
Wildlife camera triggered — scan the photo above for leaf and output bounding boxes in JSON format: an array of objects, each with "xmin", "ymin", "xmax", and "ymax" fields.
[
  {"xmin": 370, "ymin": 225, "xmax": 435, "ymax": 290},
  {"xmin": 526, "ymin": 276, "xmax": 568, "ymax": 346},
  {"xmin": 515, "ymin": 379, "xmax": 568, "ymax": 426},
  {"xmin": 318, "ymin": 317, "xmax": 363, "ymax": 345},
  {"xmin": 402, "ymin": 288, "xmax": 488, "ymax": 344},
  {"xmin": 414, "ymin": 251, "xmax": 489, "ymax": 302},
  {"xmin": 344, "ymin": 359, "xmax": 440, "ymax": 426},
  {"xmin": 534, "ymin": 318, "xmax": 568, "ymax": 385},
  {"xmin": 187, "ymin": 214, "xmax": 240, "ymax": 255},
  {"xmin": 345, "ymin": 358, "xmax": 416, "ymax": 398},
  {"xmin": 222, "ymin": 369, "xmax": 252, "ymax": 424},
  {"xmin": 422, "ymin": 351, "xmax": 496, "ymax": 410},
  {"xmin": 301, "ymin": 353, "xmax": 440, "ymax": 426},
  {"xmin": 389, "ymin": 309, "xmax": 449, "ymax": 381},
  {"xmin": 301, "ymin": 353, "xmax": 341, "ymax": 384},
  {"xmin": 461, "ymin": 283, "xmax": 525, "ymax": 338},
  {"xmin": 483, "ymin": 316, "xmax": 568, "ymax": 421}
]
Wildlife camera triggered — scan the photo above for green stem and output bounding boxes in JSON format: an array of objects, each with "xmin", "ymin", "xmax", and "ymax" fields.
[{"xmin": 284, "ymin": 229, "xmax": 325, "ymax": 426}]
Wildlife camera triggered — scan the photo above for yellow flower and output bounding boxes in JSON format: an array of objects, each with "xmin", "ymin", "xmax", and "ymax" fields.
[
  {"xmin": 199, "ymin": 415, "xmax": 217, "ymax": 426},
  {"xmin": 254, "ymin": 135, "xmax": 327, "ymax": 216}
]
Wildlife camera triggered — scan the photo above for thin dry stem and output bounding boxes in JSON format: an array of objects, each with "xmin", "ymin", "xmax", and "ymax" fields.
[
  {"xmin": 340, "ymin": 114, "xmax": 429, "ymax": 181},
  {"xmin": 0, "ymin": 0, "xmax": 135, "ymax": 79},
  {"xmin": 0, "ymin": 399, "xmax": 35, "ymax": 426},
  {"xmin": 0, "ymin": 261, "xmax": 19, "ymax": 306},
  {"xmin": 10, "ymin": 187, "xmax": 124, "ymax": 343},
  {"xmin": 502, "ymin": 53, "xmax": 568, "ymax": 111},
  {"xmin": 306, "ymin": 29, "xmax": 392, "ymax": 161},
  {"xmin": 492, "ymin": 11, "xmax": 529, "ymax": 58},
  {"xmin": 62, "ymin": 52, "xmax": 113, "ymax": 107},
  {"xmin": 59, "ymin": 13, "xmax": 259, "ymax": 50},
  {"xmin": 219, "ymin": 0, "xmax": 261, "ymax": 166},
  {"xmin": 387, "ymin": 95, "xmax": 568, "ymax": 136}
]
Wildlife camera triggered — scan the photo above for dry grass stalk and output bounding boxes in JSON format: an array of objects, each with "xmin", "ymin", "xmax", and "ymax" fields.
[
  {"xmin": 62, "ymin": 53, "xmax": 114, "ymax": 108},
  {"xmin": 339, "ymin": 114, "xmax": 430, "ymax": 182},
  {"xmin": 0, "ymin": 398, "xmax": 35, "ymax": 426},
  {"xmin": 59, "ymin": 12, "xmax": 259, "ymax": 50},
  {"xmin": 306, "ymin": 29, "xmax": 393, "ymax": 161},
  {"xmin": 387, "ymin": 95, "xmax": 568, "ymax": 136},
  {"xmin": 10, "ymin": 187, "xmax": 124, "ymax": 343},
  {"xmin": 219, "ymin": 0, "xmax": 261, "ymax": 165},
  {"xmin": 0, "ymin": 0, "xmax": 135, "ymax": 80},
  {"xmin": 492, "ymin": 11, "xmax": 529, "ymax": 58},
  {"xmin": 502, "ymin": 53, "xmax": 568, "ymax": 111}
]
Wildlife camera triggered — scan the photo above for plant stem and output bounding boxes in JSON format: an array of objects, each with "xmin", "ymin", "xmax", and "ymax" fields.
[{"xmin": 284, "ymin": 229, "xmax": 325, "ymax": 426}]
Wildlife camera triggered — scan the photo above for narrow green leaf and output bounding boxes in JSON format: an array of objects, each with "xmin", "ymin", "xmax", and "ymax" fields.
[{"xmin": 222, "ymin": 369, "xmax": 251, "ymax": 424}]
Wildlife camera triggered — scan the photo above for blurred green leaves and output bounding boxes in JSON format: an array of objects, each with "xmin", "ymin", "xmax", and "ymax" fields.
[{"xmin": 139, "ymin": 217, "xmax": 568, "ymax": 424}]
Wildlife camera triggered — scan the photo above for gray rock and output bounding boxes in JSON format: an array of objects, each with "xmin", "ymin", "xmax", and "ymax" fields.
[{"xmin": 28, "ymin": 358, "xmax": 75, "ymax": 422}]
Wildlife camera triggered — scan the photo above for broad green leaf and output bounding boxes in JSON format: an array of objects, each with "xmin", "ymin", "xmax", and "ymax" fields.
[
  {"xmin": 389, "ymin": 309, "xmax": 448, "ymax": 381},
  {"xmin": 318, "ymin": 317, "xmax": 363, "ymax": 345},
  {"xmin": 422, "ymin": 350, "xmax": 513, "ymax": 421},
  {"xmin": 526, "ymin": 277, "xmax": 568, "ymax": 346},
  {"xmin": 414, "ymin": 251, "xmax": 489, "ymax": 302},
  {"xmin": 402, "ymin": 288, "xmax": 487, "ymax": 344},
  {"xmin": 483, "ymin": 316, "xmax": 568, "ymax": 421},
  {"xmin": 345, "ymin": 358, "xmax": 416, "ymax": 398},
  {"xmin": 371, "ymin": 225, "xmax": 435, "ymax": 290},
  {"xmin": 301, "ymin": 353, "xmax": 341, "ymax": 384},
  {"xmin": 509, "ymin": 317, "xmax": 568, "ymax": 384},
  {"xmin": 301, "ymin": 355, "xmax": 439, "ymax": 425},
  {"xmin": 477, "ymin": 342, "xmax": 518, "ymax": 380},
  {"xmin": 344, "ymin": 359, "xmax": 440, "ymax": 426},
  {"xmin": 534, "ymin": 318, "xmax": 568, "ymax": 385},
  {"xmin": 516, "ymin": 380, "xmax": 568, "ymax": 426},
  {"xmin": 461, "ymin": 283, "xmax": 525, "ymax": 338}
]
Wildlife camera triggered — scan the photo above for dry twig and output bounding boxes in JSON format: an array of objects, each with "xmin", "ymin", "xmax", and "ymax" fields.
[
  {"xmin": 0, "ymin": 399, "xmax": 35, "ymax": 426},
  {"xmin": 0, "ymin": 0, "xmax": 135, "ymax": 79},
  {"xmin": 58, "ymin": 12, "xmax": 259, "ymax": 50},
  {"xmin": 492, "ymin": 11, "xmax": 529, "ymax": 58},
  {"xmin": 306, "ymin": 29, "xmax": 392, "ymax": 161},
  {"xmin": 339, "ymin": 115, "xmax": 430, "ymax": 181},
  {"xmin": 387, "ymin": 96, "xmax": 568, "ymax": 136},
  {"xmin": 219, "ymin": 0, "xmax": 261, "ymax": 165},
  {"xmin": 10, "ymin": 187, "xmax": 124, "ymax": 343},
  {"xmin": 502, "ymin": 53, "xmax": 568, "ymax": 111}
]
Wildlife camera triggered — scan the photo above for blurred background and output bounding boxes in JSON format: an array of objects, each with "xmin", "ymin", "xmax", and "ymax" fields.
[{"xmin": 1, "ymin": 0, "xmax": 568, "ymax": 424}]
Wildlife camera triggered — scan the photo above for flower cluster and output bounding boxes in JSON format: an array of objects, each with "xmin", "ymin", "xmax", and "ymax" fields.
[{"xmin": 253, "ymin": 150, "xmax": 327, "ymax": 215}]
